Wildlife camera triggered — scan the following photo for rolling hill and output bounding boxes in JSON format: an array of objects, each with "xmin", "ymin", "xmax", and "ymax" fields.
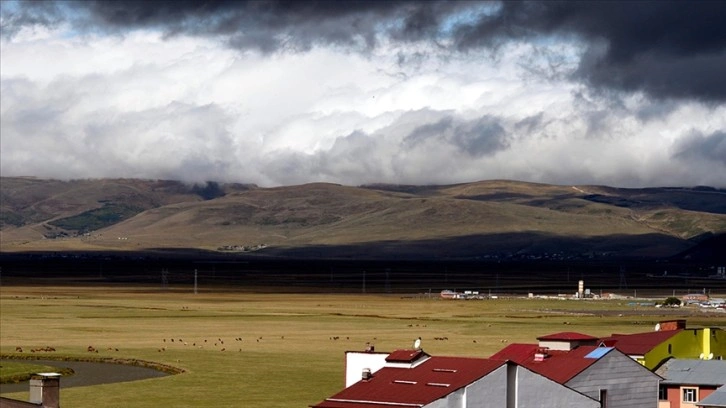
[{"xmin": 1, "ymin": 177, "xmax": 725, "ymax": 260}]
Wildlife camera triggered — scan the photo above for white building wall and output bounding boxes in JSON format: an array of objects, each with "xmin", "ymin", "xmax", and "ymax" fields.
[
  {"xmin": 344, "ymin": 352, "xmax": 388, "ymax": 387},
  {"xmin": 539, "ymin": 340, "xmax": 575, "ymax": 351}
]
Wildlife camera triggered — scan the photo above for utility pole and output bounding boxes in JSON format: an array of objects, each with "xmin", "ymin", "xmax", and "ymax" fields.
[
  {"xmin": 161, "ymin": 269, "xmax": 168, "ymax": 290},
  {"xmin": 385, "ymin": 268, "xmax": 391, "ymax": 293}
]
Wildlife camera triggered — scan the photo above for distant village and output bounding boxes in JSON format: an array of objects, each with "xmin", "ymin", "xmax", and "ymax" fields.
[
  {"xmin": 216, "ymin": 243, "xmax": 268, "ymax": 252},
  {"xmin": 439, "ymin": 277, "xmax": 726, "ymax": 311}
]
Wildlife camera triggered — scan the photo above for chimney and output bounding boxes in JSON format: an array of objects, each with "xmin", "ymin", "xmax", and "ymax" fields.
[
  {"xmin": 29, "ymin": 373, "xmax": 60, "ymax": 408},
  {"xmin": 659, "ymin": 320, "xmax": 687, "ymax": 331},
  {"xmin": 361, "ymin": 368, "xmax": 372, "ymax": 381},
  {"xmin": 534, "ymin": 347, "xmax": 550, "ymax": 362}
]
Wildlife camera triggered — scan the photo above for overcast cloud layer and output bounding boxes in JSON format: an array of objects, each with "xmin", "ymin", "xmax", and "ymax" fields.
[{"xmin": 2, "ymin": 0, "xmax": 725, "ymax": 187}]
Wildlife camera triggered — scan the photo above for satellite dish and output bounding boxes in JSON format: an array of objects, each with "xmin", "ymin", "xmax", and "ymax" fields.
[
  {"xmin": 414, "ymin": 337, "xmax": 421, "ymax": 350},
  {"xmin": 654, "ymin": 323, "xmax": 661, "ymax": 332},
  {"xmin": 700, "ymin": 353, "xmax": 705, "ymax": 359},
  {"xmin": 709, "ymin": 353, "xmax": 714, "ymax": 360}
]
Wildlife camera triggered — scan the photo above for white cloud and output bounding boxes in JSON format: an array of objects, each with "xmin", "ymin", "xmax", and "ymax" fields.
[{"xmin": 1, "ymin": 24, "xmax": 725, "ymax": 188}]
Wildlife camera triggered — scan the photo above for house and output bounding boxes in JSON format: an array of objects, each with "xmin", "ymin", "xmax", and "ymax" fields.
[
  {"xmin": 599, "ymin": 320, "xmax": 726, "ymax": 369},
  {"xmin": 313, "ymin": 348, "xmax": 601, "ymax": 408},
  {"xmin": 491, "ymin": 342, "xmax": 661, "ymax": 408},
  {"xmin": 683, "ymin": 294, "xmax": 709, "ymax": 304},
  {"xmin": 697, "ymin": 385, "xmax": 726, "ymax": 407},
  {"xmin": 0, "ymin": 373, "xmax": 60, "ymax": 408},
  {"xmin": 656, "ymin": 359, "xmax": 726, "ymax": 408}
]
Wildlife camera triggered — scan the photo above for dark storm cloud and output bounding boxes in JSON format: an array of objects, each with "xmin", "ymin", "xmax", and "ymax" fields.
[
  {"xmin": 4, "ymin": 1, "xmax": 725, "ymax": 100},
  {"xmin": 2, "ymin": 0, "xmax": 459, "ymax": 52},
  {"xmin": 452, "ymin": 1, "xmax": 726, "ymax": 102}
]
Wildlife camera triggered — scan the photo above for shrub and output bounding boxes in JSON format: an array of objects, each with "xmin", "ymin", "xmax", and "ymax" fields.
[{"xmin": 662, "ymin": 297, "xmax": 682, "ymax": 307}]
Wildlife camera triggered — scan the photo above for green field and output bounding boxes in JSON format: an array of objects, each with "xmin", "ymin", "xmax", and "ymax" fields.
[{"xmin": 1, "ymin": 284, "xmax": 724, "ymax": 407}]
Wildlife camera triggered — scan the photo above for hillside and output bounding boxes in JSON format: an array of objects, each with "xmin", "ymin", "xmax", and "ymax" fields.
[{"xmin": 1, "ymin": 177, "xmax": 725, "ymax": 260}]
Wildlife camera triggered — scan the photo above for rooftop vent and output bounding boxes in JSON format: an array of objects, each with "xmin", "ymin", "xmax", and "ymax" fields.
[
  {"xmin": 534, "ymin": 347, "xmax": 550, "ymax": 362},
  {"xmin": 362, "ymin": 368, "xmax": 372, "ymax": 381},
  {"xmin": 426, "ymin": 382, "xmax": 451, "ymax": 387}
]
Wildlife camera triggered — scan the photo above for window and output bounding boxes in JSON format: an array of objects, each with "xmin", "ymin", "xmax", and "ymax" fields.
[
  {"xmin": 683, "ymin": 387, "xmax": 698, "ymax": 403},
  {"xmin": 659, "ymin": 386, "xmax": 667, "ymax": 400}
]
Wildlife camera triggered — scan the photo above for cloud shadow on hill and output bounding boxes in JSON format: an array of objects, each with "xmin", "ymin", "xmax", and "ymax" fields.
[{"xmin": 255, "ymin": 231, "xmax": 693, "ymax": 261}]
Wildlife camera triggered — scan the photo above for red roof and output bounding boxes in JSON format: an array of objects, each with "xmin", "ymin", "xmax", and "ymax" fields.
[
  {"xmin": 489, "ymin": 343, "xmax": 540, "ymax": 363},
  {"xmin": 312, "ymin": 355, "xmax": 506, "ymax": 408},
  {"xmin": 490, "ymin": 344, "xmax": 610, "ymax": 384},
  {"xmin": 599, "ymin": 329, "xmax": 682, "ymax": 356},
  {"xmin": 385, "ymin": 349, "xmax": 428, "ymax": 363},
  {"xmin": 537, "ymin": 332, "xmax": 599, "ymax": 341}
]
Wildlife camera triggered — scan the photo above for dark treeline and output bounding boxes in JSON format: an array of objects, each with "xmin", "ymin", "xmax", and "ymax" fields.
[{"xmin": 1, "ymin": 251, "xmax": 724, "ymax": 295}]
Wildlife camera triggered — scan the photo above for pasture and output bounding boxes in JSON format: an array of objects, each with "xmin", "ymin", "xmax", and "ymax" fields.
[{"xmin": 1, "ymin": 284, "xmax": 724, "ymax": 407}]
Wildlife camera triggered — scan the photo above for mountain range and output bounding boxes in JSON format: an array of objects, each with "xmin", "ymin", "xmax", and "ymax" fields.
[{"xmin": 1, "ymin": 177, "xmax": 725, "ymax": 261}]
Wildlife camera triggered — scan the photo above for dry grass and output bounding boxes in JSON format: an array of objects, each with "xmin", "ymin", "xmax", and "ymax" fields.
[
  {"xmin": 2, "ymin": 284, "xmax": 725, "ymax": 407},
  {"xmin": 2, "ymin": 178, "xmax": 724, "ymax": 256}
]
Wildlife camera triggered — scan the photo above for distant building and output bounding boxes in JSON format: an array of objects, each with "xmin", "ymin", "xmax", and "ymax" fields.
[
  {"xmin": 440, "ymin": 290, "xmax": 459, "ymax": 299},
  {"xmin": 683, "ymin": 294, "xmax": 709, "ymax": 304}
]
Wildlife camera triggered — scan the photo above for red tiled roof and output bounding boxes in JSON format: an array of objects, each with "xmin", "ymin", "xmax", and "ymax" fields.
[
  {"xmin": 490, "ymin": 344, "xmax": 609, "ymax": 384},
  {"xmin": 599, "ymin": 329, "xmax": 681, "ymax": 356},
  {"xmin": 537, "ymin": 332, "xmax": 599, "ymax": 341},
  {"xmin": 312, "ymin": 355, "xmax": 506, "ymax": 408}
]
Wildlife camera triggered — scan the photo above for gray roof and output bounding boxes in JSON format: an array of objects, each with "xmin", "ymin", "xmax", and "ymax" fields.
[
  {"xmin": 698, "ymin": 385, "xmax": 726, "ymax": 407},
  {"xmin": 656, "ymin": 359, "xmax": 726, "ymax": 386}
]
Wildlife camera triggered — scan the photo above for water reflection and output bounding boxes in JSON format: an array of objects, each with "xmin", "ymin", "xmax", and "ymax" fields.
[{"xmin": 0, "ymin": 359, "xmax": 170, "ymax": 394}]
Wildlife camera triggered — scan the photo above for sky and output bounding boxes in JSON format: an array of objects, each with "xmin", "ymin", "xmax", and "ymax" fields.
[{"xmin": 1, "ymin": 0, "xmax": 725, "ymax": 188}]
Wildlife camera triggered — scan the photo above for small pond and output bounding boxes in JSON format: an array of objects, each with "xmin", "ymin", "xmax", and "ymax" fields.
[{"xmin": 0, "ymin": 359, "xmax": 170, "ymax": 394}]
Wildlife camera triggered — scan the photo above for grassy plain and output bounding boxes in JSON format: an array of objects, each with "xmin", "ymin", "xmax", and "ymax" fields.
[{"xmin": 1, "ymin": 284, "xmax": 725, "ymax": 407}]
